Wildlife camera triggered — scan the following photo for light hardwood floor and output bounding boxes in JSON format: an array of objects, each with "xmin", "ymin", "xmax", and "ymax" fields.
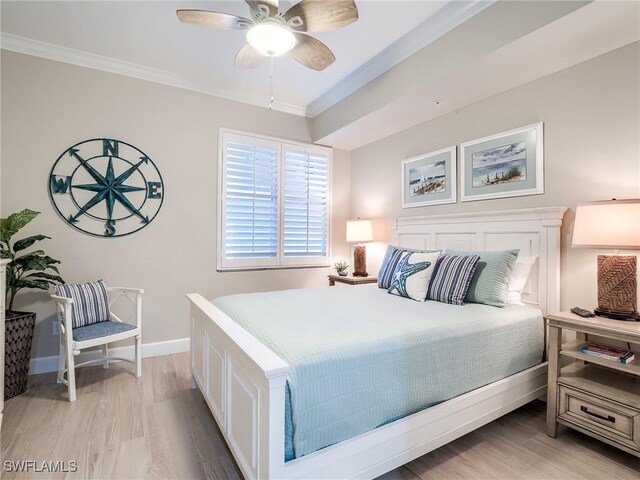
[{"xmin": 2, "ymin": 353, "xmax": 638, "ymax": 479}]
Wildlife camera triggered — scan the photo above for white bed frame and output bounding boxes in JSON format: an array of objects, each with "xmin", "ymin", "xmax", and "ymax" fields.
[{"xmin": 187, "ymin": 207, "xmax": 567, "ymax": 479}]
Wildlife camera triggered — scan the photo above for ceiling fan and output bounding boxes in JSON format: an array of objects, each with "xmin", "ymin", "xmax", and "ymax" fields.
[{"xmin": 177, "ymin": 0, "xmax": 359, "ymax": 71}]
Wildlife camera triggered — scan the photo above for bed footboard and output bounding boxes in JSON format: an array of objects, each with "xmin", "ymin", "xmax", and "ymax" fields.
[
  {"xmin": 188, "ymin": 293, "xmax": 548, "ymax": 479},
  {"xmin": 187, "ymin": 294, "xmax": 289, "ymax": 480}
]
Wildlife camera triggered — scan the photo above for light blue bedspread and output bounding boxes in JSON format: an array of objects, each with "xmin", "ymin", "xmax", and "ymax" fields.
[{"xmin": 212, "ymin": 285, "xmax": 544, "ymax": 461}]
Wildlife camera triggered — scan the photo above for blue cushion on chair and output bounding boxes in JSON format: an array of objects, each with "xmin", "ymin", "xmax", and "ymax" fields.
[
  {"xmin": 56, "ymin": 280, "xmax": 111, "ymax": 329},
  {"xmin": 72, "ymin": 321, "xmax": 136, "ymax": 342}
]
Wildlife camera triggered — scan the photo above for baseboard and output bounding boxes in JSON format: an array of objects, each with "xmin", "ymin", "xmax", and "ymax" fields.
[{"xmin": 29, "ymin": 337, "xmax": 190, "ymax": 375}]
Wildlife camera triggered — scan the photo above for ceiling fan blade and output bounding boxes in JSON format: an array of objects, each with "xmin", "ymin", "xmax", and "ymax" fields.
[
  {"xmin": 176, "ymin": 10, "xmax": 252, "ymax": 30},
  {"xmin": 284, "ymin": 0, "xmax": 358, "ymax": 32},
  {"xmin": 245, "ymin": 0, "xmax": 279, "ymax": 16},
  {"xmin": 235, "ymin": 44, "xmax": 267, "ymax": 68},
  {"xmin": 290, "ymin": 33, "xmax": 335, "ymax": 71}
]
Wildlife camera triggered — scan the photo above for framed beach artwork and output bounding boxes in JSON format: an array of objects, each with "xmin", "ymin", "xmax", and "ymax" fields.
[
  {"xmin": 402, "ymin": 146, "xmax": 456, "ymax": 208},
  {"xmin": 460, "ymin": 122, "xmax": 543, "ymax": 202}
]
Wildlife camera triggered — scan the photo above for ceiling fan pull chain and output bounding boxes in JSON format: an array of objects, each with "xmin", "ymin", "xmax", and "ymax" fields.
[{"xmin": 269, "ymin": 55, "xmax": 275, "ymax": 110}]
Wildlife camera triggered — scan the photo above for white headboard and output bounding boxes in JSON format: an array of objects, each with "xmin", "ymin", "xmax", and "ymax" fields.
[{"xmin": 391, "ymin": 207, "xmax": 567, "ymax": 315}]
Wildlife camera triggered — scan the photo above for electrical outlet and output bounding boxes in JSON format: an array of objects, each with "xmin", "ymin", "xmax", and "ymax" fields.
[{"xmin": 52, "ymin": 321, "xmax": 60, "ymax": 336}]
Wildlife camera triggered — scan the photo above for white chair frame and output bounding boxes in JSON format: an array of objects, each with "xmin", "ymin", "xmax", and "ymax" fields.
[{"xmin": 51, "ymin": 287, "xmax": 143, "ymax": 402}]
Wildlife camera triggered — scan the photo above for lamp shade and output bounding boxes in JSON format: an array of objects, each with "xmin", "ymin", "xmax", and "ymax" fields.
[
  {"xmin": 346, "ymin": 219, "xmax": 373, "ymax": 243},
  {"xmin": 572, "ymin": 199, "xmax": 640, "ymax": 249}
]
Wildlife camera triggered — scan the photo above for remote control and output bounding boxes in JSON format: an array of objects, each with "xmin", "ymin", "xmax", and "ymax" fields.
[{"xmin": 571, "ymin": 307, "xmax": 595, "ymax": 318}]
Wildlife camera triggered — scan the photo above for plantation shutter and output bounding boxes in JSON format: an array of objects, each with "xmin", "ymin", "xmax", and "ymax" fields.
[
  {"xmin": 218, "ymin": 131, "xmax": 331, "ymax": 270},
  {"xmin": 282, "ymin": 145, "xmax": 329, "ymax": 264},
  {"xmin": 221, "ymin": 135, "xmax": 279, "ymax": 268}
]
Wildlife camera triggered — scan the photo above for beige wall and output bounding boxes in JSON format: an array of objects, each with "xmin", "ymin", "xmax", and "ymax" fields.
[
  {"xmin": 2, "ymin": 41, "xmax": 638, "ymax": 361},
  {"xmin": 349, "ymin": 42, "xmax": 640, "ymax": 311},
  {"xmin": 0, "ymin": 51, "xmax": 350, "ymax": 359}
]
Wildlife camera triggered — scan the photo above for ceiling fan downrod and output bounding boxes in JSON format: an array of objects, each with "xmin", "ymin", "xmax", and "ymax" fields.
[{"xmin": 269, "ymin": 55, "xmax": 275, "ymax": 110}]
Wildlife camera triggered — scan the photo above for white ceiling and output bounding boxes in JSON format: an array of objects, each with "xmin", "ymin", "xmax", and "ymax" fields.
[
  {"xmin": 314, "ymin": 0, "xmax": 640, "ymax": 149},
  {"xmin": 2, "ymin": 1, "xmax": 638, "ymax": 150},
  {"xmin": 1, "ymin": 0, "xmax": 466, "ymax": 114}
]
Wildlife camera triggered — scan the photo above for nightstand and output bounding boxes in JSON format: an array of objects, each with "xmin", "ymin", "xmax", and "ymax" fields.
[
  {"xmin": 546, "ymin": 311, "xmax": 640, "ymax": 457},
  {"xmin": 327, "ymin": 274, "xmax": 377, "ymax": 286}
]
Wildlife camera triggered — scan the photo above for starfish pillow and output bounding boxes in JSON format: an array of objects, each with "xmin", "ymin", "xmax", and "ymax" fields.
[{"xmin": 388, "ymin": 251, "xmax": 440, "ymax": 301}]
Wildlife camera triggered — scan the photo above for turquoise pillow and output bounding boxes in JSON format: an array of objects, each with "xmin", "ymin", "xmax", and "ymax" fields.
[{"xmin": 444, "ymin": 249, "xmax": 519, "ymax": 307}]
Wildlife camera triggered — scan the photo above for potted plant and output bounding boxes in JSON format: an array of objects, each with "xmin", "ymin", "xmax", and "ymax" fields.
[
  {"xmin": 1, "ymin": 209, "xmax": 64, "ymax": 399},
  {"xmin": 334, "ymin": 260, "xmax": 349, "ymax": 277}
]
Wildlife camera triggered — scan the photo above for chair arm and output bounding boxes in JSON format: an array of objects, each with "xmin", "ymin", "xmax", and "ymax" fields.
[
  {"xmin": 50, "ymin": 294, "xmax": 74, "ymax": 305},
  {"xmin": 51, "ymin": 295, "xmax": 74, "ymax": 339},
  {"xmin": 107, "ymin": 287, "xmax": 144, "ymax": 294}
]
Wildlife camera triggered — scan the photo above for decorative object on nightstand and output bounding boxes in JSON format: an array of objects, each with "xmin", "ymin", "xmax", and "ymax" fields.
[
  {"xmin": 546, "ymin": 311, "xmax": 640, "ymax": 457},
  {"xmin": 572, "ymin": 199, "xmax": 640, "ymax": 321},
  {"xmin": 346, "ymin": 219, "xmax": 373, "ymax": 277},
  {"xmin": 327, "ymin": 274, "xmax": 377, "ymax": 287},
  {"xmin": 334, "ymin": 260, "xmax": 349, "ymax": 277}
]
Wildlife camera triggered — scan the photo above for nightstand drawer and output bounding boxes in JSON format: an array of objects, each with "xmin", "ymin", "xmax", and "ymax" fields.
[{"xmin": 558, "ymin": 384, "xmax": 640, "ymax": 451}]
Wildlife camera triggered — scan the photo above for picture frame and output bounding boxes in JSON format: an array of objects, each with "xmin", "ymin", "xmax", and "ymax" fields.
[
  {"xmin": 401, "ymin": 146, "xmax": 457, "ymax": 208},
  {"xmin": 460, "ymin": 122, "xmax": 543, "ymax": 202}
]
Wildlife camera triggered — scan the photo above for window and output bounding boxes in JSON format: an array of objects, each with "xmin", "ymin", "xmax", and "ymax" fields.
[{"xmin": 218, "ymin": 130, "xmax": 331, "ymax": 270}]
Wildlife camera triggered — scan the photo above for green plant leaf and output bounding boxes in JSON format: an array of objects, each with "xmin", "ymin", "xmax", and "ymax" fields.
[
  {"xmin": 25, "ymin": 272, "xmax": 64, "ymax": 284},
  {"xmin": 2, "ymin": 209, "xmax": 62, "ymax": 310},
  {"xmin": 12, "ymin": 251, "xmax": 45, "ymax": 268},
  {"xmin": 14, "ymin": 278, "xmax": 52, "ymax": 291},
  {"xmin": 0, "ymin": 209, "xmax": 40, "ymax": 243},
  {"xmin": 14, "ymin": 254, "xmax": 61, "ymax": 272},
  {"xmin": 13, "ymin": 234, "xmax": 50, "ymax": 252},
  {"xmin": 15, "ymin": 250, "xmax": 45, "ymax": 259}
]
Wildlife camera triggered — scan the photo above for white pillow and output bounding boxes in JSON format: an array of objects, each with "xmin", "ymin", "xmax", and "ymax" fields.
[
  {"xmin": 507, "ymin": 256, "xmax": 537, "ymax": 305},
  {"xmin": 387, "ymin": 251, "xmax": 440, "ymax": 302}
]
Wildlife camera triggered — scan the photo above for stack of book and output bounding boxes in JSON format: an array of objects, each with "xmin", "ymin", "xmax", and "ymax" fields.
[{"xmin": 580, "ymin": 342, "xmax": 635, "ymax": 364}]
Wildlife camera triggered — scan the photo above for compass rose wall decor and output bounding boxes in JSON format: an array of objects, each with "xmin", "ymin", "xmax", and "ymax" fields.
[{"xmin": 48, "ymin": 138, "xmax": 164, "ymax": 237}]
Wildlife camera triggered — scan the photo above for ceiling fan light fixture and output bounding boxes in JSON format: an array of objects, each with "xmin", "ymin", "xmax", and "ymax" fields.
[{"xmin": 247, "ymin": 23, "xmax": 296, "ymax": 57}]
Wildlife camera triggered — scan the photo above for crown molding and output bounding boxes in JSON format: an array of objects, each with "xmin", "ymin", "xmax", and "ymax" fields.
[
  {"xmin": 306, "ymin": 0, "xmax": 495, "ymax": 118},
  {"xmin": 1, "ymin": 2, "xmax": 494, "ymax": 119},
  {"xmin": 0, "ymin": 33, "xmax": 307, "ymax": 117}
]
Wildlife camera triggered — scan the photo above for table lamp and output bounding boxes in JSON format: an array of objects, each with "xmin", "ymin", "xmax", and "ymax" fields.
[
  {"xmin": 346, "ymin": 219, "xmax": 373, "ymax": 277},
  {"xmin": 572, "ymin": 199, "xmax": 640, "ymax": 321}
]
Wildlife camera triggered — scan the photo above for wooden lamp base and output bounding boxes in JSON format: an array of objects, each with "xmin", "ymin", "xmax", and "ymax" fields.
[
  {"xmin": 353, "ymin": 245, "xmax": 368, "ymax": 277},
  {"xmin": 596, "ymin": 254, "xmax": 640, "ymax": 321}
]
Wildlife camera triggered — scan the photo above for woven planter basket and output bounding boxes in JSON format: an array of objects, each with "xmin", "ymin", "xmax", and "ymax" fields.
[{"xmin": 4, "ymin": 311, "xmax": 36, "ymax": 400}]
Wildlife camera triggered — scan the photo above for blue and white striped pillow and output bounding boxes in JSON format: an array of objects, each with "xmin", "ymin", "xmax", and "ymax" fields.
[
  {"xmin": 378, "ymin": 246, "xmax": 405, "ymax": 288},
  {"xmin": 427, "ymin": 255, "xmax": 480, "ymax": 305},
  {"xmin": 55, "ymin": 280, "xmax": 111, "ymax": 329}
]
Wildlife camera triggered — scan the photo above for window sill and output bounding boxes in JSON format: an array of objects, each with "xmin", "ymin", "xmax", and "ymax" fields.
[{"xmin": 217, "ymin": 264, "xmax": 331, "ymax": 273}]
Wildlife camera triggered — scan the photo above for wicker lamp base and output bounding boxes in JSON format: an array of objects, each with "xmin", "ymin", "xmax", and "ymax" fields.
[
  {"xmin": 353, "ymin": 245, "xmax": 368, "ymax": 277},
  {"xmin": 596, "ymin": 255, "xmax": 639, "ymax": 321}
]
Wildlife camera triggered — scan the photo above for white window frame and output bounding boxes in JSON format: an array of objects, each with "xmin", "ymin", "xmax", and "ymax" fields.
[{"xmin": 217, "ymin": 129, "xmax": 332, "ymax": 271}]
